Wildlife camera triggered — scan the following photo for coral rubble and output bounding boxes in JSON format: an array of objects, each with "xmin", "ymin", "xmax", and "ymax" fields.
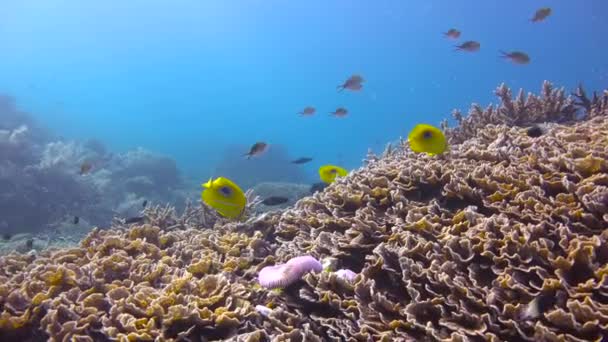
[{"xmin": 1, "ymin": 82, "xmax": 607, "ymax": 341}]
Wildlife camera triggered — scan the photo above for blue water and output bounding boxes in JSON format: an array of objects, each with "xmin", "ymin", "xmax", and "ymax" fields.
[{"xmin": 1, "ymin": 0, "xmax": 607, "ymax": 182}]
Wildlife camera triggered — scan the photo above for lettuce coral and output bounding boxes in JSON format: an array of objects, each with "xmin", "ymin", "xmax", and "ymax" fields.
[{"xmin": 0, "ymin": 81, "xmax": 607, "ymax": 341}]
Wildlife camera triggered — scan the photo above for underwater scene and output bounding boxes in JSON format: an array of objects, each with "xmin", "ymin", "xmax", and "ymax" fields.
[{"xmin": 1, "ymin": 1, "xmax": 608, "ymax": 341}]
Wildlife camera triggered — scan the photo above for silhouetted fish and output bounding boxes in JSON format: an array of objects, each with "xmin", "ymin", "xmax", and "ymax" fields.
[
  {"xmin": 262, "ymin": 196, "xmax": 289, "ymax": 206},
  {"xmin": 531, "ymin": 7, "xmax": 551, "ymax": 23},
  {"xmin": 443, "ymin": 28, "xmax": 461, "ymax": 39},
  {"xmin": 291, "ymin": 157, "xmax": 313, "ymax": 164},
  {"xmin": 142, "ymin": 200, "xmax": 148, "ymax": 208},
  {"xmin": 25, "ymin": 238, "xmax": 33, "ymax": 249},
  {"xmin": 330, "ymin": 107, "xmax": 348, "ymax": 117},
  {"xmin": 310, "ymin": 182, "xmax": 328, "ymax": 194},
  {"xmin": 2, "ymin": 233, "xmax": 11, "ymax": 241},
  {"xmin": 79, "ymin": 161, "xmax": 92, "ymax": 175},
  {"xmin": 244, "ymin": 142, "xmax": 268, "ymax": 159},
  {"xmin": 337, "ymin": 75, "xmax": 364, "ymax": 92},
  {"xmin": 125, "ymin": 216, "xmax": 145, "ymax": 224},
  {"xmin": 298, "ymin": 106, "xmax": 316, "ymax": 116},
  {"xmin": 73, "ymin": 216, "xmax": 79, "ymax": 224},
  {"xmin": 454, "ymin": 41, "xmax": 480, "ymax": 52},
  {"xmin": 500, "ymin": 50, "xmax": 530, "ymax": 65}
]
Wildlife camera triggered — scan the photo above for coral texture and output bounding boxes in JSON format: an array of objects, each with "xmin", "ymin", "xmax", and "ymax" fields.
[
  {"xmin": 0, "ymin": 82, "xmax": 607, "ymax": 341},
  {"xmin": 0, "ymin": 94, "xmax": 193, "ymax": 235}
]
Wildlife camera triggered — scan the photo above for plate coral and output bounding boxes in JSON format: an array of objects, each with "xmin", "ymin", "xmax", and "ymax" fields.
[{"xmin": 1, "ymin": 81, "xmax": 607, "ymax": 341}]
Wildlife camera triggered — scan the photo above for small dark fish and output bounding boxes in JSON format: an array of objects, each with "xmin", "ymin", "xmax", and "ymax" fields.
[
  {"xmin": 337, "ymin": 75, "xmax": 364, "ymax": 92},
  {"xmin": 73, "ymin": 216, "xmax": 79, "ymax": 224},
  {"xmin": 125, "ymin": 216, "xmax": 145, "ymax": 224},
  {"xmin": 25, "ymin": 238, "xmax": 34, "ymax": 249},
  {"xmin": 291, "ymin": 157, "xmax": 313, "ymax": 164},
  {"xmin": 330, "ymin": 107, "xmax": 348, "ymax": 117},
  {"xmin": 526, "ymin": 125, "xmax": 545, "ymax": 138},
  {"xmin": 454, "ymin": 41, "xmax": 480, "ymax": 52},
  {"xmin": 2, "ymin": 233, "xmax": 11, "ymax": 241},
  {"xmin": 443, "ymin": 28, "xmax": 461, "ymax": 39},
  {"xmin": 244, "ymin": 142, "xmax": 268, "ymax": 159},
  {"xmin": 310, "ymin": 182, "xmax": 328, "ymax": 194},
  {"xmin": 298, "ymin": 106, "xmax": 316, "ymax": 116},
  {"xmin": 262, "ymin": 196, "xmax": 289, "ymax": 206},
  {"xmin": 79, "ymin": 161, "xmax": 92, "ymax": 175},
  {"xmin": 142, "ymin": 200, "xmax": 148, "ymax": 208},
  {"xmin": 500, "ymin": 50, "xmax": 530, "ymax": 64},
  {"xmin": 531, "ymin": 7, "xmax": 551, "ymax": 22}
]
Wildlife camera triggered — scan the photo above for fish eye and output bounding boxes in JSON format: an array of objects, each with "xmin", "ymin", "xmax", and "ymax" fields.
[
  {"xmin": 219, "ymin": 186, "xmax": 233, "ymax": 197},
  {"xmin": 422, "ymin": 130, "xmax": 433, "ymax": 139},
  {"xmin": 329, "ymin": 169, "xmax": 337, "ymax": 174}
]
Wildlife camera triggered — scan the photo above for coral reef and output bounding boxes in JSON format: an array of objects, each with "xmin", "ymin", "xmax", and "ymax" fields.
[
  {"xmin": 0, "ymin": 94, "xmax": 195, "ymax": 236},
  {"xmin": 0, "ymin": 82, "xmax": 607, "ymax": 341}
]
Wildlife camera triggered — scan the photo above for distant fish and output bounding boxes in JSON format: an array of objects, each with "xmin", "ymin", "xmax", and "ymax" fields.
[
  {"xmin": 291, "ymin": 157, "xmax": 313, "ymax": 164},
  {"xmin": 500, "ymin": 50, "xmax": 530, "ymax": 64},
  {"xmin": 244, "ymin": 142, "xmax": 268, "ymax": 159},
  {"xmin": 330, "ymin": 107, "xmax": 348, "ymax": 117},
  {"xmin": 125, "ymin": 216, "xmax": 145, "ymax": 224},
  {"xmin": 261, "ymin": 196, "xmax": 289, "ymax": 206},
  {"xmin": 2, "ymin": 233, "xmax": 11, "ymax": 241},
  {"xmin": 79, "ymin": 161, "xmax": 93, "ymax": 175},
  {"xmin": 337, "ymin": 75, "xmax": 364, "ymax": 92},
  {"xmin": 454, "ymin": 41, "xmax": 480, "ymax": 52},
  {"xmin": 25, "ymin": 238, "xmax": 33, "ymax": 250},
  {"xmin": 443, "ymin": 28, "xmax": 461, "ymax": 39},
  {"xmin": 531, "ymin": 7, "xmax": 551, "ymax": 22},
  {"xmin": 142, "ymin": 200, "xmax": 148, "ymax": 208},
  {"xmin": 298, "ymin": 106, "xmax": 316, "ymax": 116},
  {"xmin": 309, "ymin": 182, "xmax": 327, "ymax": 194},
  {"xmin": 73, "ymin": 216, "xmax": 79, "ymax": 224}
]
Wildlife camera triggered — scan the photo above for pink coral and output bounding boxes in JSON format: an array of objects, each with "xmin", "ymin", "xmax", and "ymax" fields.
[{"xmin": 258, "ymin": 255, "xmax": 322, "ymax": 289}]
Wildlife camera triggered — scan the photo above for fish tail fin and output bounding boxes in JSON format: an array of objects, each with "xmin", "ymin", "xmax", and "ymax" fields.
[
  {"xmin": 337, "ymin": 85, "xmax": 344, "ymax": 92},
  {"xmin": 453, "ymin": 46, "xmax": 461, "ymax": 52},
  {"xmin": 499, "ymin": 50, "xmax": 509, "ymax": 58}
]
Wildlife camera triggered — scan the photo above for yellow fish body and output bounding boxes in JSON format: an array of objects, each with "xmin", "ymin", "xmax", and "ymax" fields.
[
  {"xmin": 201, "ymin": 177, "xmax": 247, "ymax": 219},
  {"xmin": 319, "ymin": 165, "xmax": 348, "ymax": 184},
  {"xmin": 408, "ymin": 123, "xmax": 448, "ymax": 156}
]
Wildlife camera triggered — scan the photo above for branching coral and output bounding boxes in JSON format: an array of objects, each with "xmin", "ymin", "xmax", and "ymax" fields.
[
  {"xmin": 0, "ymin": 81, "xmax": 607, "ymax": 341},
  {"xmin": 442, "ymin": 81, "xmax": 582, "ymax": 144}
]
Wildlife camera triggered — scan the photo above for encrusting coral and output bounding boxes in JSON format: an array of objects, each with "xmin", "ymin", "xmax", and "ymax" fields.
[{"xmin": 1, "ymin": 81, "xmax": 607, "ymax": 341}]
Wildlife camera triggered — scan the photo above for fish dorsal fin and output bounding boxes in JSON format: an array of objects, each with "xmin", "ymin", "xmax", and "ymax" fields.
[{"xmin": 202, "ymin": 178, "xmax": 214, "ymax": 189}]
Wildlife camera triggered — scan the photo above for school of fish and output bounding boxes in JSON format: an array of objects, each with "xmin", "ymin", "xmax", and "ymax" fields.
[{"xmin": 75, "ymin": 6, "xmax": 553, "ymax": 221}]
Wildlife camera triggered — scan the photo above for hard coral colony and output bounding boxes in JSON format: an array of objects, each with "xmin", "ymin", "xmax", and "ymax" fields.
[{"xmin": 0, "ymin": 81, "xmax": 607, "ymax": 341}]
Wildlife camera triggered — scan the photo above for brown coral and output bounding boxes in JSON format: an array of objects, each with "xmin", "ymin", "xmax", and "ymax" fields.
[{"xmin": 0, "ymin": 81, "xmax": 607, "ymax": 341}]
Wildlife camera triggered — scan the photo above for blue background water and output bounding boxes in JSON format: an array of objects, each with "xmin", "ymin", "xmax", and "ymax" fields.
[{"xmin": 1, "ymin": 0, "xmax": 607, "ymax": 184}]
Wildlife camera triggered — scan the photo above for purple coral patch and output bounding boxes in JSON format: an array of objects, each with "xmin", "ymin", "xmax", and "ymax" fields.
[
  {"xmin": 258, "ymin": 255, "xmax": 322, "ymax": 289},
  {"xmin": 335, "ymin": 269, "xmax": 357, "ymax": 283}
]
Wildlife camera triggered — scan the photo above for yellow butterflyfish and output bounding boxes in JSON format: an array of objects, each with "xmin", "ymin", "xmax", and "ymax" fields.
[
  {"xmin": 318, "ymin": 165, "xmax": 348, "ymax": 184},
  {"xmin": 201, "ymin": 177, "xmax": 247, "ymax": 219},
  {"xmin": 407, "ymin": 123, "xmax": 448, "ymax": 156}
]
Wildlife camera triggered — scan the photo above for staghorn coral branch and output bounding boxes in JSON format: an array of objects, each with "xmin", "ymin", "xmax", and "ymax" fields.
[{"xmin": 444, "ymin": 81, "xmax": 581, "ymax": 144}]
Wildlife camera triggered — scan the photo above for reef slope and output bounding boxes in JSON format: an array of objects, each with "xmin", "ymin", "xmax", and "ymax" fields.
[{"xmin": 1, "ymin": 82, "xmax": 607, "ymax": 341}]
